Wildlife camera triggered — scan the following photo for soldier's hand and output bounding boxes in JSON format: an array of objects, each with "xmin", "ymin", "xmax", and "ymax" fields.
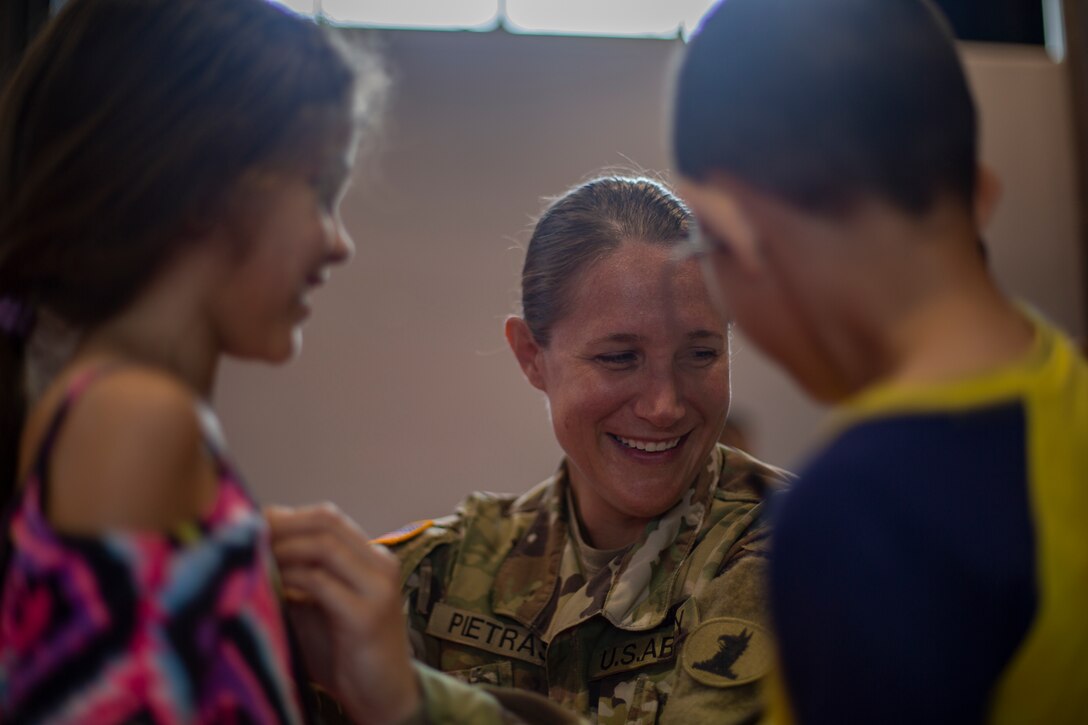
[{"xmin": 267, "ymin": 503, "xmax": 422, "ymax": 725}]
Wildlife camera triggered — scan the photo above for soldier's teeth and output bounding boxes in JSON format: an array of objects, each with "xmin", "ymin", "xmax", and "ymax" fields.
[{"xmin": 614, "ymin": 435, "xmax": 682, "ymax": 452}]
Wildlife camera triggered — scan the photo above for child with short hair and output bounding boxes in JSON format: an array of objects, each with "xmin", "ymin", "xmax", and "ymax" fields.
[{"xmin": 673, "ymin": 0, "xmax": 1088, "ymax": 722}]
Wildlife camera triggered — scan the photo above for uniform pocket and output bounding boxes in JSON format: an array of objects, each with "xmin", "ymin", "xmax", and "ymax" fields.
[
  {"xmin": 445, "ymin": 659, "xmax": 514, "ymax": 687},
  {"xmin": 596, "ymin": 674, "xmax": 660, "ymax": 725}
]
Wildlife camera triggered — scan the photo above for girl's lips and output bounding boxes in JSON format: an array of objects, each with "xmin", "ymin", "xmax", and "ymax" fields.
[{"xmin": 306, "ymin": 265, "xmax": 331, "ymax": 288}]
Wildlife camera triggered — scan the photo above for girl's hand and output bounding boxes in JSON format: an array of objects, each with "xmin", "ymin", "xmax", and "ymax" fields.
[{"xmin": 267, "ymin": 504, "xmax": 421, "ymax": 725}]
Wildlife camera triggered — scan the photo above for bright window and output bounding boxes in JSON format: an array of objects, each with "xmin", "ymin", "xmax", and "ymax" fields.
[
  {"xmin": 506, "ymin": 0, "xmax": 686, "ymax": 38},
  {"xmin": 504, "ymin": 0, "xmax": 718, "ymax": 38},
  {"xmin": 270, "ymin": 0, "xmax": 315, "ymax": 14},
  {"xmin": 319, "ymin": 0, "xmax": 500, "ymax": 30},
  {"xmin": 268, "ymin": 0, "xmax": 720, "ymax": 38}
]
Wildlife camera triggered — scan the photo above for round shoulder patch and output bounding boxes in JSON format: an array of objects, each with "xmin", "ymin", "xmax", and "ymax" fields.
[
  {"xmin": 681, "ymin": 617, "xmax": 773, "ymax": 688},
  {"xmin": 373, "ymin": 519, "xmax": 435, "ymax": 546}
]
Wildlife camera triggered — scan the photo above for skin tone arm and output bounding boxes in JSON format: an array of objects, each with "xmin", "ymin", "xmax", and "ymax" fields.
[{"xmin": 267, "ymin": 504, "xmax": 422, "ymax": 725}]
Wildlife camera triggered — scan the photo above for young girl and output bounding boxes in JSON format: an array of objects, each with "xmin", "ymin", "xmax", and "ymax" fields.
[{"xmin": 0, "ymin": 0, "xmax": 368, "ymax": 721}]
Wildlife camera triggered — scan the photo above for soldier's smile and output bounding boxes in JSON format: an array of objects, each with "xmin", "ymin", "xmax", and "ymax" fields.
[{"xmin": 607, "ymin": 432, "xmax": 691, "ymax": 462}]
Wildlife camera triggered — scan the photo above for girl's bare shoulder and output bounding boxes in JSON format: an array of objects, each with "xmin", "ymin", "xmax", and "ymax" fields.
[{"xmin": 30, "ymin": 362, "xmax": 218, "ymax": 535}]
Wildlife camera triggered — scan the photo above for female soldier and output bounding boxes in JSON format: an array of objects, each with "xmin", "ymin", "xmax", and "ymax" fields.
[
  {"xmin": 398, "ymin": 175, "xmax": 789, "ymax": 723},
  {"xmin": 274, "ymin": 176, "xmax": 788, "ymax": 724}
]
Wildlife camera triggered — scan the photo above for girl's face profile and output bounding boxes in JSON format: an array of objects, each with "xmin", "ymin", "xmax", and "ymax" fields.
[
  {"xmin": 208, "ymin": 150, "xmax": 355, "ymax": 364},
  {"xmin": 530, "ymin": 241, "xmax": 731, "ymax": 529}
]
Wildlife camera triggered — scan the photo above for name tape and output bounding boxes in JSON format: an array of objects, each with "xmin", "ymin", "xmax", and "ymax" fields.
[{"xmin": 426, "ymin": 602, "xmax": 546, "ymax": 666}]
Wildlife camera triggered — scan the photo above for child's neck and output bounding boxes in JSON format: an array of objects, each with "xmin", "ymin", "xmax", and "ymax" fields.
[
  {"xmin": 832, "ymin": 240, "xmax": 1035, "ymax": 395},
  {"xmin": 77, "ymin": 286, "xmax": 220, "ymax": 398},
  {"xmin": 803, "ymin": 205, "xmax": 1035, "ymax": 398},
  {"xmin": 75, "ymin": 330, "xmax": 218, "ymax": 399},
  {"xmin": 74, "ymin": 236, "xmax": 228, "ymax": 397},
  {"xmin": 883, "ymin": 275, "xmax": 1034, "ymax": 388}
]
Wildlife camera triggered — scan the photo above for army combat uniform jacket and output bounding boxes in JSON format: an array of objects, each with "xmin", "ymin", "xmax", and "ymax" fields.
[{"xmin": 385, "ymin": 445, "xmax": 789, "ymax": 725}]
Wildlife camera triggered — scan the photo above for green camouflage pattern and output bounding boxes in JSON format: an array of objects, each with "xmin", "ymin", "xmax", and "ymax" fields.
[{"xmin": 391, "ymin": 444, "xmax": 790, "ymax": 725}]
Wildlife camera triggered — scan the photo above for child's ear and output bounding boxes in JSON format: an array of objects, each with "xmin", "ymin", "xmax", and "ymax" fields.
[
  {"xmin": 974, "ymin": 164, "xmax": 1002, "ymax": 231},
  {"xmin": 504, "ymin": 316, "xmax": 548, "ymax": 392}
]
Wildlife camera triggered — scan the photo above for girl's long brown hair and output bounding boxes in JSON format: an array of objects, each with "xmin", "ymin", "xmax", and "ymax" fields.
[{"xmin": 0, "ymin": 0, "xmax": 358, "ymax": 503}]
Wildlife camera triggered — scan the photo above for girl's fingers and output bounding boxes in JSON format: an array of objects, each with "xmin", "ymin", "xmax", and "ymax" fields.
[
  {"xmin": 268, "ymin": 502, "xmax": 393, "ymax": 562},
  {"xmin": 274, "ymin": 535, "xmax": 397, "ymax": 599},
  {"xmin": 266, "ymin": 503, "xmax": 366, "ymax": 541},
  {"xmin": 279, "ymin": 564, "xmax": 381, "ymax": 630}
]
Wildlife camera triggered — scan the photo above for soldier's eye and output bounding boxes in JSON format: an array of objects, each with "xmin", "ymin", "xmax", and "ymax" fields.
[{"xmin": 595, "ymin": 352, "xmax": 638, "ymax": 369}]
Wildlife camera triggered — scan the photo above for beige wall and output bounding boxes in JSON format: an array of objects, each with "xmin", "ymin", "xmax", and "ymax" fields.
[{"xmin": 215, "ymin": 30, "xmax": 1084, "ymax": 534}]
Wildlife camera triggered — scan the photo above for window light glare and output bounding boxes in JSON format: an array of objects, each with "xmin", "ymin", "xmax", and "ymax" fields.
[
  {"xmin": 680, "ymin": 0, "xmax": 721, "ymax": 40},
  {"xmin": 505, "ymin": 0, "xmax": 681, "ymax": 37},
  {"xmin": 319, "ymin": 0, "xmax": 500, "ymax": 29},
  {"xmin": 267, "ymin": 0, "xmax": 314, "ymax": 15},
  {"xmin": 267, "ymin": 0, "xmax": 722, "ymax": 39},
  {"xmin": 1042, "ymin": 0, "xmax": 1066, "ymax": 63}
]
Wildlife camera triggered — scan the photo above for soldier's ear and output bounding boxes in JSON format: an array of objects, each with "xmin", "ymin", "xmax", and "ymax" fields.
[{"xmin": 505, "ymin": 316, "xmax": 548, "ymax": 391}]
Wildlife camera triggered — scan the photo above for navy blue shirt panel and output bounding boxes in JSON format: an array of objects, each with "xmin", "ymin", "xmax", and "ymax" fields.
[{"xmin": 771, "ymin": 402, "xmax": 1037, "ymax": 724}]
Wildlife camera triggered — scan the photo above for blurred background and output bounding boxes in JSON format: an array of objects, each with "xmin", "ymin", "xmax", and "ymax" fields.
[{"xmin": 3, "ymin": 0, "xmax": 1085, "ymax": 533}]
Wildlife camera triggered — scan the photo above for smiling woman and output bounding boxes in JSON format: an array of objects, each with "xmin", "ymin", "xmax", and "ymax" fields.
[
  {"xmin": 508, "ymin": 241, "xmax": 731, "ymax": 549},
  {"xmin": 375, "ymin": 176, "xmax": 792, "ymax": 724}
]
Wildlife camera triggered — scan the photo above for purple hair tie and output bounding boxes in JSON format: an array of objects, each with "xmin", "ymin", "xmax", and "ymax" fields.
[{"xmin": 0, "ymin": 297, "xmax": 35, "ymax": 339}]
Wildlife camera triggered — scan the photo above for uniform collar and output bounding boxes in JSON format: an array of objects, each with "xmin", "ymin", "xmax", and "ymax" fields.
[{"xmin": 492, "ymin": 448, "xmax": 723, "ymax": 635}]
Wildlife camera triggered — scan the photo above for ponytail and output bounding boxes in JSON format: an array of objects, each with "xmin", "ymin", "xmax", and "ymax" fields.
[{"xmin": 0, "ymin": 329, "xmax": 28, "ymax": 509}]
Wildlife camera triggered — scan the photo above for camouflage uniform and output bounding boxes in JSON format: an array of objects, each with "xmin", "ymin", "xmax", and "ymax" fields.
[{"xmin": 386, "ymin": 445, "xmax": 789, "ymax": 725}]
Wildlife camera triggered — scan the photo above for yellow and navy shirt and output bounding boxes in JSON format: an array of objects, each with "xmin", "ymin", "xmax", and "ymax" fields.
[{"xmin": 769, "ymin": 313, "xmax": 1088, "ymax": 723}]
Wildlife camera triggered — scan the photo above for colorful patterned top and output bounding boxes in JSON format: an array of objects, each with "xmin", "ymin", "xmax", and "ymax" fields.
[{"xmin": 0, "ymin": 370, "xmax": 307, "ymax": 723}]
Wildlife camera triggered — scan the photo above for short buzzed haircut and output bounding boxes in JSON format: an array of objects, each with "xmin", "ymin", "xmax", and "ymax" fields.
[{"xmin": 673, "ymin": 0, "xmax": 978, "ymax": 216}]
